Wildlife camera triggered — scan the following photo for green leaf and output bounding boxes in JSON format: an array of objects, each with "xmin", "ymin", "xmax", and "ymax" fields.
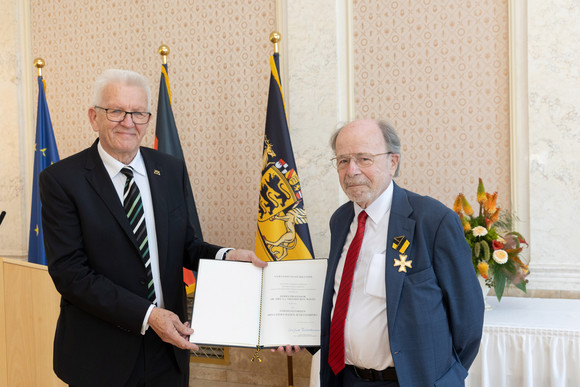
[
  {"xmin": 515, "ymin": 281, "xmax": 527, "ymax": 293},
  {"xmin": 474, "ymin": 242, "xmax": 481, "ymax": 257},
  {"xmin": 494, "ymin": 269, "xmax": 507, "ymax": 301}
]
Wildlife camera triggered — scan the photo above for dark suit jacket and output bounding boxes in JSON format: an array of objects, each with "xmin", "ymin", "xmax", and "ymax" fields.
[
  {"xmin": 40, "ymin": 140, "xmax": 221, "ymax": 387},
  {"xmin": 319, "ymin": 183, "xmax": 484, "ymax": 387}
]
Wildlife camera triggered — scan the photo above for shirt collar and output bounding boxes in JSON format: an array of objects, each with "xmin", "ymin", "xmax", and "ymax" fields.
[
  {"xmin": 97, "ymin": 141, "xmax": 146, "ymax": 178},
  {"xmin": 353, "ymin": 181, "xmax": 394, "ymax": 224}
]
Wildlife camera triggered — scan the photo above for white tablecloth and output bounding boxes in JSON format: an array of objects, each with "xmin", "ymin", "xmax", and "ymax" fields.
[
  {"xmin": 466, "ymin": 297, "xmax": 580, "ymax": 387},
  {"xmin": 310, "ymin": 297, "xmax": 580, "ymax": 387}
]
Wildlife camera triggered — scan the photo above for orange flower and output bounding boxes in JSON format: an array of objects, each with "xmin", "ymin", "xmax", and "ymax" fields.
[
  {"xmin": 485, "ymin": 217, "xmax": 493, "ymax": 230},
  {"xmin": 477, "ymin": 262, "xmax": 489, "ymax": 279},
  {"xmin": 453, "ymin": 195, "xmax": 463, "ymax": 215},
  {"xmin": 489, "ymin": 207, "xmax": 500, "ymax": 223},
  {"xmin": 460, "ymin": 194, "xmax": 474, "ymax": 216},
  {"xmin": 484, "ymin": 192, "xmax": 498, "ymax": 216},
  {"xmin": 477, "ymin": 178, "xmax": 487, "ymax": 205},
  {"xmin": 461, "ymin": 216, "xmax": 471, "ymax": 232}
]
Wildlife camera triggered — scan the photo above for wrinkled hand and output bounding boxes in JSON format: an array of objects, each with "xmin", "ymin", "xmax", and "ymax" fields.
[
  {"xmin": 226, "ymin": 249, "xmax": 267, "ymax": 268},
  {"xmin": 148, "ymin": 307, "xmax": 199, "ymax": 351},
  {"xmin": 271, "ymin": 345, "xmax": 301, "ymax": 356}
]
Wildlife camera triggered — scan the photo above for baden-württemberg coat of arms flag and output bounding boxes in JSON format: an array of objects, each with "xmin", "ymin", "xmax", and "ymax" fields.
[
  {"xmin": 255, "ymin": 53, "xmax": 314, "ymax": 262},
  {"xmin": 29, "ymin": 75, "xmax": 60, "ymax": 265}
]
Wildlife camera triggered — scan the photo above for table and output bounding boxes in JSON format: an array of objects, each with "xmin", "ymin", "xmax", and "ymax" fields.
[{"xmin": 466, "ymin": 297, "xmax": 580, "ymax": 387}]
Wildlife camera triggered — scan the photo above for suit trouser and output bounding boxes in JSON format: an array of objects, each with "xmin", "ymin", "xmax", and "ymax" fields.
[
  {"xmin": 128, "ymin": 329, "xmax": 188, "ymax": 387},
  {"xmin": 71, "ymin": 329, "xmax": 187, "ymax": 387}
]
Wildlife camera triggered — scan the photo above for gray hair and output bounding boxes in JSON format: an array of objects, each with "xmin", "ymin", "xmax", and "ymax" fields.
[
  {"xmin": 92, "ymin": 69, "xmax": 151, "ymax": 111},
  {"xmin": 330, "ymin": 119, "xmax": 401, "ymax": 177}
]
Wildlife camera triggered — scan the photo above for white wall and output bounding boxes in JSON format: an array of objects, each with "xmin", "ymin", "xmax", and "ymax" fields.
[{"xmin": 528, "ymin": 0, "xmax": 580, "ymax": 291}]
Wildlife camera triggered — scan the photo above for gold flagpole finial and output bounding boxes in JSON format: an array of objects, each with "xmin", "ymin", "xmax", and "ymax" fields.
[
  {"xmin": 33, "ymin": 58, "xmax": 45, "ymax": 77},
  {"xmin": 269, "ymin": 31, "xmax": 281, "ymax": 54},
  {"xmin": 158, "ymin": 45, "xmax": 170, "ymax": 65}
]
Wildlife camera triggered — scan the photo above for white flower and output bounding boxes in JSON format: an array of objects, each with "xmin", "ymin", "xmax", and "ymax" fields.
[
  {"xmin": 472, "ymin": 226, "xmax": 488, "ymax": 237},
  {"xmin": 493, "ymin": 249, "xmax": 508, "ymax": 264}
]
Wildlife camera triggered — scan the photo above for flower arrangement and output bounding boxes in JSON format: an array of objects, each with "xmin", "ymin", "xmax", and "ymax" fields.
[{"xmin": 453, "ymin": 178, "xmax": 529, "ymax": 301}]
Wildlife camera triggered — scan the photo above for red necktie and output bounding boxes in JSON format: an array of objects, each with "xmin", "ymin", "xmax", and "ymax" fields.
[{"xmin": 328, "ymin": 210, "xmax": 368, "ymax": 375}]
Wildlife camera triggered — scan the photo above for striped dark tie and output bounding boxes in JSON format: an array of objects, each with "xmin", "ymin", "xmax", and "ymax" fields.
[{"xmin": 121, "ymin": 167, "xmax": 156, "ymax": 304}]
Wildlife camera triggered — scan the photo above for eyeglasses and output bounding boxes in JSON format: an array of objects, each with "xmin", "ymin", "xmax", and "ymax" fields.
[
  {"xmin": 94, "ymin": 106, "xmax": 151, "ymax": 124},
  {"xmin": 331, "ymin": 152, "xmax": 393, "ymax": 170}
]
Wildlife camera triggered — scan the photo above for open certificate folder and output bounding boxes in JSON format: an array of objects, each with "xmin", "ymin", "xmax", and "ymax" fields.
[{"xmin": 189, "ymin": 258, "xmax": 327, "ymax": 349}]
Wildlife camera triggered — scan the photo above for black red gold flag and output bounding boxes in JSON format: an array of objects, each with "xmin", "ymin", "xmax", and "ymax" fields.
[{"xmin": 155, "ymin": 63, "xmax": 202, "ymax": 293}]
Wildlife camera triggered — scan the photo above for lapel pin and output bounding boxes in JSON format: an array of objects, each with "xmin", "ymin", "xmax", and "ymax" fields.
[
  {"xmin": 392, "ymin": 235, "xmax": 410, "ymax": 254},
  {"xmin": 394, "ymin": 254, "xmax": 412, "ymax": 273},
  {"xmin": 154, "ymin": 169, "xmax": 161, "ymax": 175}
]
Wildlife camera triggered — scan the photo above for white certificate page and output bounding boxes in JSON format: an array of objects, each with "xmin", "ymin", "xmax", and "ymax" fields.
[
  {"xmin": 189, "ymin": 260, "xmax": 262, "ymax": 347},
  {"xmin": 260, "ymin": 259, "xmax": 327, "ymax": 347}
]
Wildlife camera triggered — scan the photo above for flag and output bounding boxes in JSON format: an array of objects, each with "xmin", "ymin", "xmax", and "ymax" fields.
[
  {"xmin": 255, "ymin": 53, "xmax": 315, "ymax": 261},
  {"xmin": 28, "ymin": 76, "xmax": 60, "ymax": 265},
  {"xmin": 154, "ymin": 63, "xmax": 202, "ymax": 294}
]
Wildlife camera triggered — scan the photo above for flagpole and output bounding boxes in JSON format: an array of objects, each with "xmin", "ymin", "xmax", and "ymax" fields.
[
  {"xmin": 155, "ymin": 44, "xmax": 201, "ymax": 296},
  {"xmin": 269, "ymin": 31, "xmax": 294, "ymax": 387},
  {"xmin": 270, "ymin": 31, "xmax": 280, "ymax": 54},
  {"xmin": 29, "ymin": 57, "xmax": 60, "ymax": 265},
  {"xmin": 158, "ymin": 44, "xmax": 169, "ymax": 64},
  {"xmin": 34, "ymin": 57, "xmax": 44, "ymax": 76}
]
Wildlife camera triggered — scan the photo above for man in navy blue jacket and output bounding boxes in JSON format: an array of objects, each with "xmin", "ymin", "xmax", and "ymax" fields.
[{"xmin": 319, "ymin": 119, "xmax": 484, "ymax": 386}]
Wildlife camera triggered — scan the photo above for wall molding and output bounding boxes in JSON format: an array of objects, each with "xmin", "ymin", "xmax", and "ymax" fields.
[
  {"xmin": 335, "ymin": 0, "xmax": 352, "ymax": 206},
  {"xmin": 528, "ymin": 263, "xmax": 580, "ymax": 291},
  {"xmin": 17, "ymin": 0, "xmax": 35, "ymax": 257},
  {"xmin": 508, "ymin": 0, "xmax": 530, "ymax": 238}
]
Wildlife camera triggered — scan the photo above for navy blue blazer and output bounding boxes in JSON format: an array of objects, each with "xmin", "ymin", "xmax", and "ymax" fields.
[
  {"xmin": 319, "ymin": 182, "xmax": 484, "ymax": 386},
  {"xmin": 40, "ymin": 140, "xmax": 221, "ymax": 386}
]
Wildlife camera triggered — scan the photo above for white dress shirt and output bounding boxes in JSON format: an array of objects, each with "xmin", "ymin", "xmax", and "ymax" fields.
[{"xmin": 331, "ymin": 181, "xmax": 395, "ymax": 370}]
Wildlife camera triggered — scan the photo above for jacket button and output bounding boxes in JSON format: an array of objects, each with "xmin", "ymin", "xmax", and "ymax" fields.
[{"xmin": 139, "ymin": 279, "xmax": 146, "ymax": 285}]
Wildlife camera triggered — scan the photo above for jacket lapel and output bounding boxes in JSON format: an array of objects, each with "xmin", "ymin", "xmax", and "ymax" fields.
[
  {"xmin": 84, "ymin": 140, "xmax": 140, "ymax": 252},
  {"xmin": 385, "ymin": 183, "xmax": 415, "ymax": 333},
  {"xmin": 141, "ymin": 149, "xmax": 169, "ymax": 279}
]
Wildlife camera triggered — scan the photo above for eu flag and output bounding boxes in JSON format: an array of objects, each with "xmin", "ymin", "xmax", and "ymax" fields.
[
  {"xmin": 28, "ymin": 76, "xmax": 60, "ymax": 265},
  {"xmin": 154, "ymin": 63, "xmax": 202, "ymax": 293},
  {"xmin": 255, "ymin": 53, "xmax": 315, "ymax": 261}
]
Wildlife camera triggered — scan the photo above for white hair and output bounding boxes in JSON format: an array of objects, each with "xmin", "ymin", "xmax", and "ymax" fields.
[{"xmin": 92, "ymin": 69, "xmax": 151, "ymax": 111}]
